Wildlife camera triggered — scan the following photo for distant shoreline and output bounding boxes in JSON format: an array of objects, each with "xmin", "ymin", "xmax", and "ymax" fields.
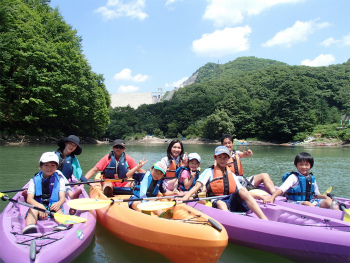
[{"xmin": 1, "ymin": 135, "xmax": 348, "ymax": 147}]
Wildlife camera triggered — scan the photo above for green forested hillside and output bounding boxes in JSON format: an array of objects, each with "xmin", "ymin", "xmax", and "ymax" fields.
[
  {"xmin": 0, "ymin": 0, "xmax": 110, "ymax": 138},
  {"xmin": 106, "ymin": 59, "xmax": 350, "ymax": 142},
  {"xmin": 194, "ymin": 57, "xmax": 288, "ymax": 83}
]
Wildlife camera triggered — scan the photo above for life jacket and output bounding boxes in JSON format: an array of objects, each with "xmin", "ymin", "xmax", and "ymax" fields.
[
  {"xmin": 165, "ymin": 159, "xmax": 183, "ymax": 177},
  {"xmin": 55, "ymin": 151, "xmax": 73, "ymax": 180},
  {"xmin": 33, "ymin": 171, "xmax": 61, "ymax": 208},
  {"xmin": 103, "ymin": 151, "xmax": 129, "ymax": 179},
  {"xmin": 132, "ymin": 171, "xmax": 163, "ymax": 199},
  {"xmin": 206, "ymin": 165, "xmax": 237, "ymax": 197},
  {"xmin": 227, "ymin": 151, "xmax": 244, "ymax": 176},
  {"xmin": 282, "ymin": 172, "xmax": 315, "ymax": 201},
  {"xmin": 175, "ymin": 166, "xmax": 199, "ymax": 191}
]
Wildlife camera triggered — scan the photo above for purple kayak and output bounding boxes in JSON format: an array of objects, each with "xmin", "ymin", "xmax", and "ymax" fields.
[
  {"xmin": 0, "ymin": 182, "xmax": 96, "ymax": 263},
  {"xmin": 187, "ymin": 198, "xmax": 350, "ymax": 263}
]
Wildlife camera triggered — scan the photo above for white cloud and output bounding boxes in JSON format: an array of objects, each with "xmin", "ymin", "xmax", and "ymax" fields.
[
  {"xmin": 95, "ymin": 0, "xmax": 148, "ymax": 21},
  {"xmin": 192, "ymin": 26, "xmax": 251, "ymax": 57},
  {"xmin": 343, "ymin": 34, "xmax": 350, "ymax": 46},
  {"xmin": 116, "ymin": 85, "xmax": 140, "ymax": 93},
  {"xmin": 203, "ymin": 0, "xmax": 303, "ymax": 27},
  {"xmin": 113, "ymin": 68, "xmax": 149, "ymax": 82},
  {"xmin": 322, "ymin": 33, "xmax": 350, "ymax": 47},
  {"xmin": 301, "ymin": 54, "xmax": 335, "ymax": 67},
  {"xmin": 165, "ymin": 0, "xmax": 182, "ymax": 6},
  {"xmin": 321, "ymin": 37, "xmax": 339, "ymax": 47},
  {"xmin": 262, "ymin": 19, "xmax": 331, "ymax": 48},
  {"xmin": 165, "ymin": 77, "xmax": 188, "ymax": 89}
]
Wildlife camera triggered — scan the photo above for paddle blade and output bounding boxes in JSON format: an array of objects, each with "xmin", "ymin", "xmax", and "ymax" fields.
[
  {"xmin": 53, "ymin": 213, "xmax": 87, "ymax": 224},
  {"xmin": 249, "ymin": 189, "xmax": 270, "ymax": 196},
  {"xmin": 137, "ymin": 201, "xmax": 175, "ymax": 211},
  {"xmin": 324, "ymin": 186, "xmax": 332, "ymax": 195},
  {"xmin": 67, "ymin": 198, "xmax": 113, "ymax": 210}
]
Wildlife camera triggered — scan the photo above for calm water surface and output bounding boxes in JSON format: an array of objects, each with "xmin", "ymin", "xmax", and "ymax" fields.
[{"xmin": 1, "ymin": 143, "xmax": 349, "ymax": 262}]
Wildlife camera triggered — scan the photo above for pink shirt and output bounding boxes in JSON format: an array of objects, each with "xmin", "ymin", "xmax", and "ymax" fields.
[{"xmin": 95, "ymin": 153, "xmax": 137, "ymax": 171}]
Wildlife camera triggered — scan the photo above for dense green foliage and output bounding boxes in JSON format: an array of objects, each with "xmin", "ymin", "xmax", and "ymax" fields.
[
  {"xmin": 0, "ymin": 0, "xmax": 110, "ymax": 137},
  {"xmin": 107, "ymin": 57, "xmax": 350, "ymax": 142}
]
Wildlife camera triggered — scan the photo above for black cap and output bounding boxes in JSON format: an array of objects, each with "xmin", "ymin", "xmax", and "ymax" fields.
[{"xmin": 113, "ymin": 139, "xmax": 126, "ymax": 148}]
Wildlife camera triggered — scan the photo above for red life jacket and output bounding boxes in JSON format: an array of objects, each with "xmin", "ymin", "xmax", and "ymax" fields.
[{"xmin": 165, "ymin": 159, "xmax": 183, "ymax": 177}]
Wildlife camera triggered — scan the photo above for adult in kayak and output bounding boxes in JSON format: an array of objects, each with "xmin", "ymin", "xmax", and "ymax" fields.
[
  {"xmin": 180, "ymin": 146, "xmax": 268, "ymax": 220},
  {"xmin": 55, "ymin": 135, "xmax": 86, "ymax": 199},
  {"xmin": 220, "ymin": 134, "xmax": 276, "ymax": 194},
  {"xmin": 85, "ymin": 139, "xmax": 146, "ymax": 197},
  {"xmin": 160, "ymin": 139, "xmax": 188, "ymax": 196}
]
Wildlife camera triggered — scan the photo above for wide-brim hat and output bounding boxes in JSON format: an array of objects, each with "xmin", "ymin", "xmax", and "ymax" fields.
[{"xmin": 57, "ymin": 135, "xmax": 82, "ymax": 155}]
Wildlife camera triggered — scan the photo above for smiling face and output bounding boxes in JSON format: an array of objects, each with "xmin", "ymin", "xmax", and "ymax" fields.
[
  {"xmin": 188, "ymin": 159, "xmax": 200, "ymax": 172},
  {"xmin": 296, "ymin": 160, "xmax": 311, "ymax": 176},
  {"xmin": 151, "ymin": 167, "xmax": 165, "ymax": 180},
  {"xmin": 170, "ymin": 142, "xmax": 182, "ymax": 159},
  {"xmin": 64, "ymin": 141, "xmax": 77, "ymax": 155},
  {"xmin": 40, "ymin": 162, "xmax": 58, "ymax": 178},
  {"xmin": 214, "ymin": 153, "xmax": 230, "ymax": 169},
  {"xmin": 221, "ymin": 138, "xmax": 233, "ymax": 152}
]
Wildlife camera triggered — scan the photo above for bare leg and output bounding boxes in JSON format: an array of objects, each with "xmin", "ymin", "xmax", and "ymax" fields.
[
  {"xmin": 253, "ymin": 173, "xmax": 276, "ymax": 194},
  {"xmin": 239, "ymin": 188, "xmax": 268, "ymax": 220},
  {"xmin": 215, "ymin": 200, "xmax": 229, "ymax": 211}
]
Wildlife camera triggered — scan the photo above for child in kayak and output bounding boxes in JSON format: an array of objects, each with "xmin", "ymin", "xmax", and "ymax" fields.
[
  {"xmin": 180, "ymin": 146, "xmax": 268, "ymax": 220},
  {"xmin": 220, "ymin": 134, "xmax": 276, "ymax": 194},
  {"xmin": 22, "ymin": 152, "xmax": 67, "ymax": 234},
  {"xmin": 175, "ymin": 153, "xmax": 201, "ymax": 194},
  {"xmin": 128, "ymin": 161, "xmax": 167, "ymax": 213},
  {"xmin": 265, "ymin": 152, "xmax": 335, "ymax": 209}
]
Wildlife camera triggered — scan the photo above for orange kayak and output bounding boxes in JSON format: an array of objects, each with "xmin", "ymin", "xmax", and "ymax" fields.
[{"xmin": 89, "ymin": 174, "xmax": 228, "ymax": 263}]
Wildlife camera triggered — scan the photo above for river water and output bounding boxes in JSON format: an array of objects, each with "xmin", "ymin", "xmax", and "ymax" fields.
[{"xmin": 1, "ymin": 143, "xmax": 349, "ymax": 262}]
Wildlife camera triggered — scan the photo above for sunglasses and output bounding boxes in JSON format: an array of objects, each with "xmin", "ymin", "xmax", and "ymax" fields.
[{"xmin": 113, "ymin": 145, "xmax": 125, "ymax": 149}]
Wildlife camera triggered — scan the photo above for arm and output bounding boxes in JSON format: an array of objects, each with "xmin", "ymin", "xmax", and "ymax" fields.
[
  {"xmin": 180, "ymin": 181, "xmax": 202, "ymax": 200},
  {"xmin": 238, "ymin": 148, "xmax": 253, "ymax": 158},
  {"xmin": 50, "ymin": 191, "xmax": 65, "ymax": 212},
  {"xmin": 183, "ymin": 170, "xmax": 196, "ymax": 190},
  {"xmin": 126, "ymin": 158, "xmax": 148, "ymax": 178},
  {"xmin": 84, "ymin": 166, "xmax": 99, "ymax": 180}
]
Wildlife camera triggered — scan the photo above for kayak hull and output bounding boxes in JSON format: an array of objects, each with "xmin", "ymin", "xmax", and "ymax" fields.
[
  {"xmin": 188, "ymin": 200, "xmax": 350, "ymax": 263},
  {"xmin": 89, "ymin": 175, "xmax": 228, "ymax": 263},
  {"xmin": 0, "ymin": 183, "xmax": 96, "ymax": 263}
]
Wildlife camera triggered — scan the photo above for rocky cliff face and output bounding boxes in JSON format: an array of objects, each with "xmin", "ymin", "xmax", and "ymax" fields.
[{"xmin": 178, "ymin": 71, "xmax": 198, "ymax": 88}]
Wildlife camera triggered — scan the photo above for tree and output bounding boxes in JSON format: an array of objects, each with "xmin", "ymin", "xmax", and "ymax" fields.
[{"xmin": 0, "ymin": 0, "xmax": 110, "ymax": 137}]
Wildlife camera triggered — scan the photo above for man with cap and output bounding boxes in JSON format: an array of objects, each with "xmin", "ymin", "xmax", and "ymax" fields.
[
  {"xmin": 85, "ymin": 139, "xmax": 146, "ymax": 197},
  {"xmin": 179, "ymin": 146, "xmax": 268, "ymax": 220}
]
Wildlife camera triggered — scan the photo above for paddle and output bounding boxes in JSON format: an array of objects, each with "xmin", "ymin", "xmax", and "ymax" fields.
[
  {"xmin": 137, "ymin": 195, "xmax": 229, "ymax": 211},
  {"xmin": 0, "ymin": 193, "xmax": 86, "ymax": 224},
  {"xmin": 67, "ymin": 195, "xmax": 183, "ymax": 210},
  {"xmin": 0, "ymin": 179, "xmax": 123, "ymax": 194},
  {"xmin": 323, "ymin": 186, "xmax": 332, "ymax": 195},
  {"xmin": 327, "ymin": 193, "xmax": 350, "ymax": 215}
]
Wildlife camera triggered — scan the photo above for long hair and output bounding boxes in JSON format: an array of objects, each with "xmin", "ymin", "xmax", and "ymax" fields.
[{"xmin": 166, "ymin": 139, "xmax": 184, "ymax": 161}]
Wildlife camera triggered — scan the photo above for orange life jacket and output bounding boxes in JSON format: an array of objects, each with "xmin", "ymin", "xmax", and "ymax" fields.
[
  {"xmin": 206, "ymin": 165, "xmax": 237, "ymax": 196},
  {"xmin": 227, "ymin": 152, "xmax": 244, "ymax": 176},
  {"xmin": 165, "ymin": 160, "xmax": 183, "ymax": 177}
]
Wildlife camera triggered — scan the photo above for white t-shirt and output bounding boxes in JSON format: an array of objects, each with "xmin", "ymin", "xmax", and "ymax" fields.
[{"xmin": 279, "ymin": 172, "xmax": 320, "ymax": 195}]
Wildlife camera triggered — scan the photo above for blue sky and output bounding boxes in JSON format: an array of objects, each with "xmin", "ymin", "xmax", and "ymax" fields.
[{"xmin": 49, "ymin": 0, "xmax": 350, "ymax": 94}]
